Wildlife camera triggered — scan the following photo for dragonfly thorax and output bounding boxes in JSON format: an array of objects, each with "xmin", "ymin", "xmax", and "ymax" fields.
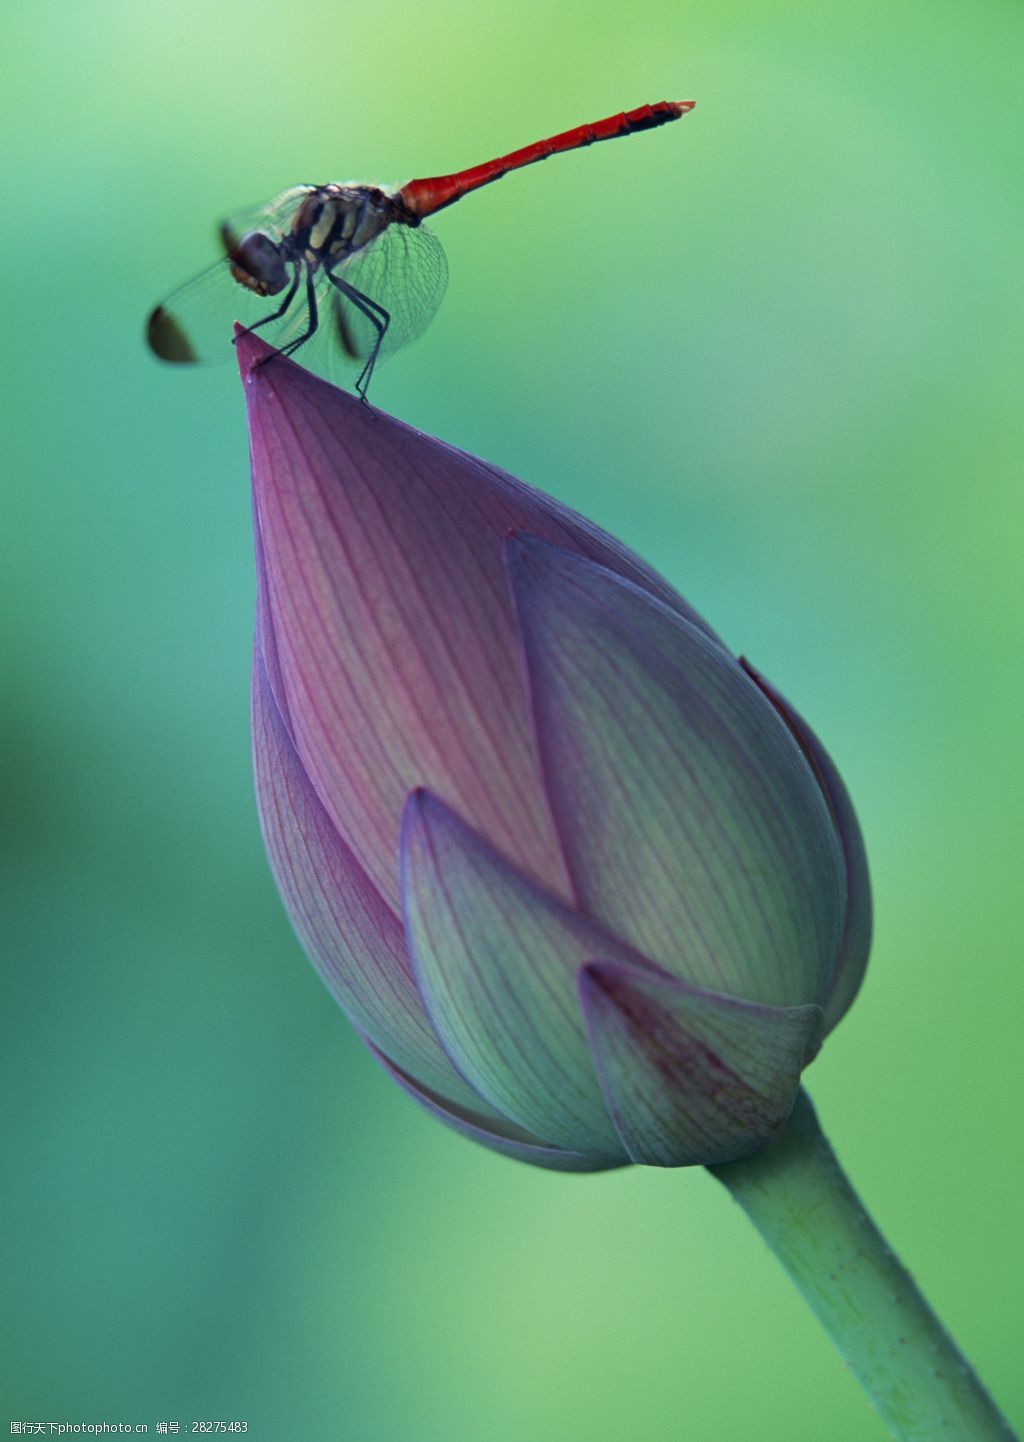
[
  {"xmin": 222, "ymin": 186, "xmax": 406, "ymax": 302},
  {"xmin": 290, "ymin": 185, "xmax": 404, "ymax": 270}
]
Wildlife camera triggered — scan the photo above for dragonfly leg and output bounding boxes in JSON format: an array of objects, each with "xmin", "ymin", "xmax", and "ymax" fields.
[
  {"xmin": 276, "ymin": 266, "xmax": 320, "ymax": 358},
  {"xmin": 329, "ymin": 274, "xmax": 390, "ymax": 402},
  {"xmin": 237, "ymin": 263, "xmax": 304, "ymax": 344}
]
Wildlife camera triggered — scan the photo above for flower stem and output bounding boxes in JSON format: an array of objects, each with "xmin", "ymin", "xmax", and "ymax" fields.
[{"xmin": 708, "ymin": 1089, "xmax": 1016, "ymax": 1441}]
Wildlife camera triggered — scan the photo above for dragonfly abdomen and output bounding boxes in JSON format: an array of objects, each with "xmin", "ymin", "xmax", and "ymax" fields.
[{"xmin": 399, "ymin": 100, "xmax": 694, "ymax": 218}]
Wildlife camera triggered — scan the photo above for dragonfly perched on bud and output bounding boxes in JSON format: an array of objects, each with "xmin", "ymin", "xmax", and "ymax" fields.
[{"xmin": 146, "ymin": 100, "xmax": 695, "ymax": 398}]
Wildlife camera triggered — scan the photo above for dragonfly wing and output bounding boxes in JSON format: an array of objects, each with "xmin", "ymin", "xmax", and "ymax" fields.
[
  {"xmin": 148, "ymin": 187, "xmax": 314, "ymax": 366},
  {"xmin": 148, "ymin": 201, "xmax": 445, "ymax": 387},
  {"xmin": 327, "ymin": 222, "xmax": 448, "ymax": 362},
  {"xmin": 219, "ymin": 186, "xmax": 313, "ymax": 250},
  {"xmin": 147, "ymin": 255, "xmax": 295, "ymax": 364},
  {"xmin": 148, "ymin": 255, "xmax": 356, "ymax": 383}
]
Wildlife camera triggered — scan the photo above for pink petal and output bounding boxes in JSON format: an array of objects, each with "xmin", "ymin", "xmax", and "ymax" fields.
[
  {"xmin": 253, "ymin": 643, "xmax": 509, "ymax": 1119},
  {"xmin": 240, "ymin": 331, "xmax": 716, "ymax": 915}
]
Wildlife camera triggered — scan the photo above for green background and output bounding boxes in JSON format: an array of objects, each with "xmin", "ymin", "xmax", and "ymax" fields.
[{"xmin": 3, "ymin": 0, "xmax": 1022, "ymax": 1438}]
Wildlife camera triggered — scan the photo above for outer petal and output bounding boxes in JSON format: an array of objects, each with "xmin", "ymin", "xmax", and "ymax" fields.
[
  {"xmin": 579, "ymin": 960, "xmax": 823, "ymax": 1166},
  {"xmin": 240, "ymin": 331, "xmax": 717, "ymax": 916},
  {"xmin": 739, "ymin": 660, "xmax": 872, "ymax": 1032},
  {"xmin": 252, "ymin": 489, "xmax": 291, "ymax": 731},
  {"xmin": 400, "ymin": 790, "xmax": 637, "ymax": 1160},
  {"xmin": 253, "ymin": 645, "xmax": 509, "ymax": 1119},
  {"xmin": 368, "ymin": 1042, "xmax": 625, "ymax": 1173},
  {"xmin": 509, "ymin": 535, "xmax": 845, "ymax": 1007}
]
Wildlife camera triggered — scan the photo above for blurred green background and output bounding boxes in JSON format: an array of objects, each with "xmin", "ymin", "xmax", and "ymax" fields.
[{"xmin": 3, "ymin": 0, "xmax": 1022, "ymax": 1437}]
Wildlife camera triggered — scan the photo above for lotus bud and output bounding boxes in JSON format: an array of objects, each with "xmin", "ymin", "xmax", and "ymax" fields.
[{"xmin": 241, "ymin": 332, "xmax": 871, "ymax": 1171}]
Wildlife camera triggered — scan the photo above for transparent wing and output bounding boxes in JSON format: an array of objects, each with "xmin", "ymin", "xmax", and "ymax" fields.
[
  {"xmin": 219, "ymin": 186, "xmax": 313, "ymax": 249},
  {"xmin": 147, "ymin": 255, "xmax": 360, "ymax": 384},
  {"xmin": 146, "ymin": 187, "xmax": 314, "ymax": 366},
  {"xmin": 147, "ymin": 205, "xmax": 447, "ymax": 391},
  {"xmin": 326, "ymin": 223, "xmax": 448, "ymax": 362},
  {"xmin": 148, "ymin": 256, "xmax": 271, "ymax": 363}
]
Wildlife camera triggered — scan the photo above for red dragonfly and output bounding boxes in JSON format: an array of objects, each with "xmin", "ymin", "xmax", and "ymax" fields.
[{"xmin": 147, "ymin": 100, "xmax": 695, "ymax": 399}]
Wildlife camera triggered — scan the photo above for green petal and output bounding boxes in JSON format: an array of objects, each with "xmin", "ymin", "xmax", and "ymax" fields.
[
  {"xmin": 739, "ymin": 660, "xmax": 871, "ymax": 1032},
  {"xmin": 369, "ymin": 1042, "xmax": 628, "ymax": 1173},
  {"xmin": 510, "ymin": 535, "xmax": 845, "ymax": 1007},
  {"xmin": 579, "ymin": 960, "xmax": 823, "ymax": 1166},
  {"xmin": 400, "ymin": 790, "xmax": 633, "ymax": 1159}
]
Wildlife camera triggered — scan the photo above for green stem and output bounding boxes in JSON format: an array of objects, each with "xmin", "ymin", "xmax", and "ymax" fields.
[{"xmin": 708, "ymin": 1090, "xmax": 1016, "ymax": 1441}]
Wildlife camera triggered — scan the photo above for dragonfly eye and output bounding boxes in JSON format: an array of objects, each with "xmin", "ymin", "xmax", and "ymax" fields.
[{"xmin": 229, "ymin": 231, "xmax": 288, "ymax": 296}]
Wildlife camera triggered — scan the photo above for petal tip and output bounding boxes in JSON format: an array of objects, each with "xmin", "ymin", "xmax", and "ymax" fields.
[
  {"xmin": 399, "ymin": 788, "xmax": 464, "ymax": 882},
  {"xmin": 233, "ymin": 324, "xmax": 278, "ymax": 381},
  {"xmin": 506, "ymin": 531, "xmax": 604, "ymax": 622},
  {"xmin": 506, "ymin": 529, "xmax": 575, "ymax": 577},
  {"xmin": 400, "ymin": 785, "xmax": 447, "ymax": 833},
  {"xmin": 398, "ymin": 785, "xmax": 430, "ymax": 856},
  {"xmin": 233, "ymin": 326, "xmax": 364, "ymax": 418},
  {"xmin": 577, "ymin": 956, "xmax": 642, "ymax": 999}
]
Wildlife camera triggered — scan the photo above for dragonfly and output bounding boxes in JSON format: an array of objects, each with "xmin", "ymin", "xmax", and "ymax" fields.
[{"xmin": 147, "ymin": 100, "xmax": 695, "ymax": 399}]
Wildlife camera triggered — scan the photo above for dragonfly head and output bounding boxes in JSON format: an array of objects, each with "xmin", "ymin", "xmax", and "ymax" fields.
[{"xmin": 225, "ymin": 229, "xmax": 289, "ymax": 297}]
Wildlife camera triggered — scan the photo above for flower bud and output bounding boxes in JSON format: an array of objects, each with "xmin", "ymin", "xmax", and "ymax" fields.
[{"xmin": 242, "ymin": 333, "xmax": 870, "ymax": 1170}]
